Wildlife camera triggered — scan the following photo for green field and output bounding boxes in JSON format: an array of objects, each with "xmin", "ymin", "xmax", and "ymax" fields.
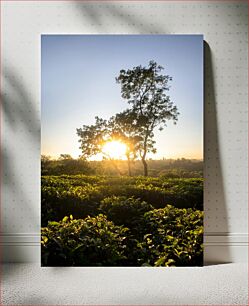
[{"xmin": 41, "ymin": 175, "xmax": 203, "ymax": 267}]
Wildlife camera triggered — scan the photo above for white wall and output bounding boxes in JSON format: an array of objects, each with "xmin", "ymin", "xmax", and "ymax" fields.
[{"xmin": 1, "ymin": 0, "xmax": 248, "ymax": 263}]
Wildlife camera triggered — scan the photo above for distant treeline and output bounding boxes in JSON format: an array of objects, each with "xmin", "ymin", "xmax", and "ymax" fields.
[{"xmin": 41, "ymin": 155, "xmax": 203, "ymax": 178}]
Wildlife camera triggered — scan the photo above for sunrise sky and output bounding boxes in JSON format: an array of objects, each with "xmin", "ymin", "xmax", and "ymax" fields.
[{"xmin": 41, "ymin": 34, "xmax": 203, "ymax": 160}]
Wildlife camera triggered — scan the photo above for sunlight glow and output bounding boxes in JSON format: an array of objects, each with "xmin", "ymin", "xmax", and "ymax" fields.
[{"xmin": 102, "ymin": 140, "xmax": 127, "ymax": 160}]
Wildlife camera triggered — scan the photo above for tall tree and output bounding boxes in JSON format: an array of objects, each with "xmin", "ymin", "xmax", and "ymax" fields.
[{"xmin": 116, "ymin": 61, "xmax": 179, "ymax": 176}]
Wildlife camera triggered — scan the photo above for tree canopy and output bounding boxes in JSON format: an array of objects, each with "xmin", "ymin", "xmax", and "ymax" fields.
[
  {"xmin": 115, "ymin": 60, "xmax": 179, "ymax": 175},
  {"xmin": 77, "ymin": 116, "xmax": 109, "ymax": 158}
]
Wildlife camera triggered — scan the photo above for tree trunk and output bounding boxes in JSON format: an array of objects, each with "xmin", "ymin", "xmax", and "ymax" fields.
[
  {"xmin": 142, "ymin": 158, "xmax": 148, "ymax": 176},
  {"xmin": 141, "ymin": 131, "xmax": 149, "ymax": 177},
  {"xmin": 111, "ymin": 160, "xmax": 122, "ymax": 176},
  {"xmin": 127, "ymin": 155, "xmax": 132, "ymax": 176}
]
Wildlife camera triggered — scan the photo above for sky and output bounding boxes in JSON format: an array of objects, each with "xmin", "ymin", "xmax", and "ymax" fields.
[{"xmin": 41, "ymin": 35, "xmax": 203, "ymax": 160}]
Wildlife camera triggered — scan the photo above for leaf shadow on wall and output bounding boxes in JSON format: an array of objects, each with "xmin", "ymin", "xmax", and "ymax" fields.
[
  {"xmin": 1, "ymin": 66, "xmax": 40, "ymax": 268},
  {"xmin": 204, "ymin": 42, "xmax": 230, "ymax": 264},
  {"xmin": 74, "ymin": 2, "xmax": 163, "ymax": 33}
]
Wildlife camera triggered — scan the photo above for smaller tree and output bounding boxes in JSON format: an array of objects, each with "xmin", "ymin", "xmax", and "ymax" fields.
[
  {"xmin": 58, "ymin": 154, "xmax": 73, "ymax": 160},
  {"xmin": 108, "ymin": 110, "xmax": 142, "ymax": 176},
  {"xmin": 76, "ymin": 116, "xmax": 109, "ymax": 158},
  {"xmin": 41, "ymin": 155, "xmax": 51, "ymax": 175},
  {"xmin": 77, "ymin": 116, "xmax": 123, "ymax": 175}
]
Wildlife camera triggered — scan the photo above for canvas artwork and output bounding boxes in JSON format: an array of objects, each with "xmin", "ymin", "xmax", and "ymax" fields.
[{"xmin": 41, "ymin": 35, "xmax": 203, "ymax": 267}]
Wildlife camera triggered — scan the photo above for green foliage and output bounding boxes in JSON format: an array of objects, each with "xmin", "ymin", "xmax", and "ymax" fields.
[
  {"xmin": 159, "ymin": 169, "xmax": 202, "ymax": 178},
  {"xmin": 41, "ymin": 176, "xmax": 102, "ymax": 226},
  {"xmin": 41, "ymin": 174, "xmax": 203, "ymax": 266},
  {"xmin": 41, "ymin": 157, "xmax": 94, "ymax": 176},
  {"xmin": 41, "ymin": 175, "xmax": 203, "ymax": 225},
  {"xmin": 129, "ymin": 176, "xmax": 203, "ymax": 209},
  {"xmin": 41, "ymin": 205, "xmax": 203, "ymax": 266},
  {"xmin": 42, "ymin": 156, "xmax": 203, "ymax": 177},
  {"xmin": 41, "ymin": 214, "xmax": 129, "ymax": 266},
  {"xmin": 136, "ymin": 205, "xmax": 203, "ymax": 266},
  {"xmin": 99, "ymin": 196, "xmax": 153, "ymax": 227}
]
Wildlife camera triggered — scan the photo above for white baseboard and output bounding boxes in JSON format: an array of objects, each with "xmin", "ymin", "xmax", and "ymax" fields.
[
  {"xmin": 1, "ymin": 233, "xmax": 40, "ymax": 263},
  {"xmin": 204, "ymin": 232, "xmax": 248, "ymax": 264},
  {"xmin": 1, "ymin": 232, "xmax": 248, "ymax": 264}
]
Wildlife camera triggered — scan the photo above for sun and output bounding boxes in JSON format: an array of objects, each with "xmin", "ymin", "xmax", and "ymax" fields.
[{"xmin": 102, "ymin": 140, "xmax": 127, "ymax": 159}]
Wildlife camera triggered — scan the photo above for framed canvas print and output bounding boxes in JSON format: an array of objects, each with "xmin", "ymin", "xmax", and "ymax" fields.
[{"xmin": 41, "ymin": 34, "xmax": 203, "ymax": 267}]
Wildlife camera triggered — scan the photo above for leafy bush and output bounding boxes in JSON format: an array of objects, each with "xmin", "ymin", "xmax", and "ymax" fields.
[
  {"xmin": 159, "ymin": 169, "xmax": 202, "ymax": 178},
  {"xmin": 41, "ymin": 214, "xmax": 129, "ymax": 266},
  {"xmin": 41, "ymin": 205, "xmax": 203, "ymax": 266},
  {"xmin": 41, "ymin": 175, "xmax": 203, "ymax": 226},
  {"xmin": 130, "ymin": 177, "xmax": 203, "ymax": 209},
  {"xmin": 99, "ymin": 196, "xmax": 153, "ymax": 227},
  {"xmin": 41, "ymin": 158, "xmax": 95, "ymax": 176},
  {"xmin": 41, "ymin": 176, "xmax": 107, "ymax": 225},
  {"xmin": 136, "ymin": 205, "xmax": 203, "ymax": 266}
]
